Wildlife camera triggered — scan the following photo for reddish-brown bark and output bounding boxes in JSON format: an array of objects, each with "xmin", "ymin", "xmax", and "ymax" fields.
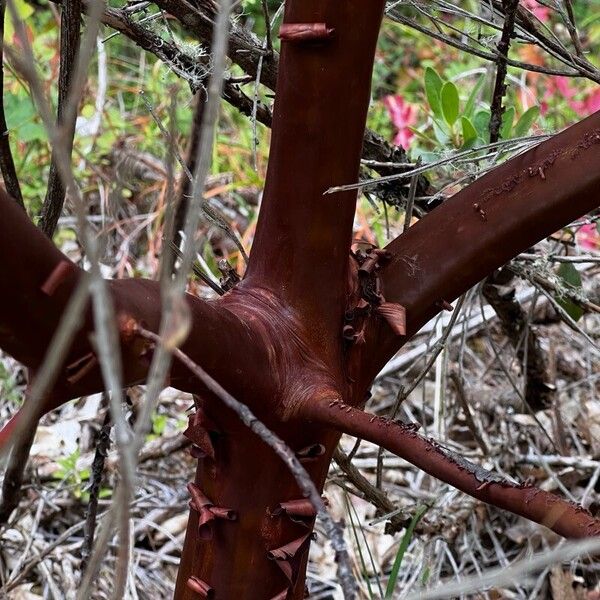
[
  {"xmin": 304, "ymin": 400, "xmax": 600, "ymax": 540},
  {"xmin": 0, "ymin": 0, "xmax": 599, "ymax": 598}
]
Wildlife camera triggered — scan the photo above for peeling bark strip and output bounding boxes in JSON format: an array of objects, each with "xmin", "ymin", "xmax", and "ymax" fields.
[
  {"xmin": 187, "ymin": 482, "xmax": 237, "ymax": 539},
  {"xmin": 278, "ymin": 23, "xmax": 335, "ymax": 43},
  {"xmin": 305, "ymin": 400, "xmax": 600, "ymax": 539},
  {"xmin": 186, "ymin": 576, "xmax": 214, "ymax": 599},
  {"xmin": 183, "ymin": 409, "xmax": 217, "ymax": 460},
  {"xmin": 268, "ymin": 533, "xmax": 314, "ymax": 584},
  {"xmin": 375, "ymin": 302, "xmax": 406, "ymax": 336},
  {"xmin": 273, "ymin": 498, "xmax": 318, "ymax": 528},
  {"xmin": 40, "ymin": 261, "xmax": 75, "ymax": 296}
]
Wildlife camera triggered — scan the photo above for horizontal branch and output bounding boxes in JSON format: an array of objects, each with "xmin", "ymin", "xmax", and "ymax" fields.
[
  {"xmin": 304, "ymin": 399, "xmax": 600, "ymax": 539},
  {"xmin": 354, "ymin": 110, "xmax": 600, "ymax": 386},
  {"xmin": 101, "ymin": 5, "xmax": 273, "ymax": 126},
  {"xmin": 0, "ymin": 188, "xmax": 267, "ymax": 444}
]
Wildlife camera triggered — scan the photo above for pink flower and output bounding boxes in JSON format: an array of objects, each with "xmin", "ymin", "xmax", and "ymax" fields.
[
  {"xmin": 384, "ymin": 95, "xmax": 417, "ymax": 149},
  {"xmin": 570, "ymin": 88, "xmax": 600, "ymax": 116},
  {"xmin": 576, "ymin": 223, "xmax": 600, "ymax": 251},
  {"xmin": 541, "ymin": 76, "xmax": 600, "ymax": 117},
  {"xmin": 522, "ymin": 0, "xmax": 550, "ymax": 22}
]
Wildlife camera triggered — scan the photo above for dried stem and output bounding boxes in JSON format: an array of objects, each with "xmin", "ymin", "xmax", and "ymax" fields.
[
  {"xmin": 39, "ymin": 0, "xmax": 82, "ymax": 238},
  {"xmin": 488, "ymin": 0, "xmax": 519, "ymax": 145},
  {"xmin": 0, "ymin": 1, "xmax": 23, "ymax": 207},
  {"xmin": 80, "ymin": 402, "xmax": 112, "ymax": 572}
]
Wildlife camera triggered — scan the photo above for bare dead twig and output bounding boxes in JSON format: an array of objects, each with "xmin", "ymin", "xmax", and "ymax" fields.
[
  {"xmin": 333, "ymin": 447, "xmax": 405, "ymax": 533},
  {"xmin": 81, "ymin": 403, "xmax": 112, "ymax": 573},
  {"xmin": 0, "ymin": 424, "xmax": 35, "ymax": 524},
  {"xmin": 488, "ymin": 0, "xmax": 519, "ymax": 145},
  {"xmin": 0, "ymin": 1, "xmax": 23, "ymax": 208},
  {"xmin": 39, "ymin": 0, "xmax": 82, "ymax": 238}
]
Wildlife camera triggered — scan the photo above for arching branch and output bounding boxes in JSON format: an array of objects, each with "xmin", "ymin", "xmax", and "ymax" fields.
[
  {"xmin": 353, "ymin": 110, "xmax": 600, "ymax": 387},
  {"xmin": 303, "ymin": 399, "xmax": 600, "ymax": 540}
]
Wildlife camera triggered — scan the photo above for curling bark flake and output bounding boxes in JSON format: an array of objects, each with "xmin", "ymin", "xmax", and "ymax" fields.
[{"xmin": 0, "ymin": 1, "xmax": 599, "ymax": 598}]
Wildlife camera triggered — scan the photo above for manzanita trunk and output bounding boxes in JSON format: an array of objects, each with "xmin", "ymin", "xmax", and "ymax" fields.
[{"xmin": 1, "ymin": 1, "xmax": 600, "ymax": 599}]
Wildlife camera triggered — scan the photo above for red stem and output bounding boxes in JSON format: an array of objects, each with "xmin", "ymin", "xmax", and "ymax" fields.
[
  {"xmin": 304, "ymin": 399, "xmax": 600, "ymax": 539},
  {"xmin": 0, "ymin": 189, "xmax": 273, "ymax": 441},
  {"xmin": 353, "ymin": 110, "xmax": 600, "ymax": 387}
]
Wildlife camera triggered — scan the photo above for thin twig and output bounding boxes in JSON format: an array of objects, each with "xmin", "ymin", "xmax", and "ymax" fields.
[
  {"xmin": 81, "ymin": 401, "xmax": 112, "ymax": 572},
  {"xmin": 325, "ymin": 134, "xmax": 552, "ymax": 195},
  {"xmin": 402, "ymin": 157, "xmax": 421, "ymax": 233},
  {"xmin": 488, "ymin": 0, "xmax": 519, "ymax": 145},
  {"xmin": 0, "ymin": 0, "xmax": 23, "ymax": 207},
  {"xmin": 405, "ymin": 538, "xmax": 600, "ymax": 600}
]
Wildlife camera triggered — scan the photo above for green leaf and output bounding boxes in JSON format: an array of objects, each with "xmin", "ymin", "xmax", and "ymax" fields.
[
  {"xmin": 473, "ymin": 110, "xmax": 491, "ymax": 142},
  {"xmin": 555, "ymin": 262, "xmax": 584, "ymax": 322},
  {"xmin": 424, "ymin": 67, "xmax": 444, "ymax": 118},
  {"xmin": 441, "ymin": 82, "xmax": 459, "ymax": 126},
  {"xmin": 500, "ymin": 106, "xmax": 515, "ymax": 139},
  {"xmin": 431, "ymin": 118, "xmax": 450, "ymax": 145},
  {"xmin": 596, "ymin": 220, "xmax": 600, "ymax": 235},
  {"xmin": 152, "ymin": 413, "xmax": 168, "ymax": 436},
  {"xmin": 18, "ymin": 121, "xmax": 46, "ymax": 143},
  {"xmin": 421, "ymin": 566, "xmax": 431, "ymax": 586},
  {"xmin": 385, "ymin": 504, "xmax": 431, "ymax": 599},
  {"xmin": 514, "ymin": 105, "xmax": 540, "ymax": 138},
  {"xmin": 461, "ymin": 116, "xmax": 478, "ymax": 149},
  {"xmin": 464, "ymin": 74, "xmax": 485, "ymax": 119}
]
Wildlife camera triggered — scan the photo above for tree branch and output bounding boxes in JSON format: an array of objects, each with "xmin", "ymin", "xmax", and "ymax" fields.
[
  {"xmin": 0, "ymin": 187, "xmax": 267, "ymax": 444},
  {"xmin": 39, "ymin": 0, "xmax": 82, "ymax": 237},
  {"xmin": 304, "ymin": 399, "xmax": 600, "ymax": 540},
  {"xmin": 0, "ymin": 0, "xmax": 23, "ymax": 208},
  {"xmin": 353, "ymin": 110, "xmax": 600, "ymax": 388},
  {"xmin": 245, "ymin": 0, "xmax": 387, "ymax": 358}
]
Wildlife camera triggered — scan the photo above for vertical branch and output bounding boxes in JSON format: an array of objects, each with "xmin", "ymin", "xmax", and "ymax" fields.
[
  {"xmin": 488, "ymin": 0, "xmax": 519, "ymax": 145},
  {"xmin": 81, "ymin": 402, "xmax": 112, "ymax": 572},
  {"xmin": 0, "ymin": 0, "xmax": 23, "ymax": 207},
  {"xmin": 173, "ymin": 90, "xmax": 205, "ymax": 250},
  {"xmin": 246, "ymin": 0, "xmax": 387, "ymax": 357},
  {"xmin": 562, "ymin": 0, "xmax": 584, "ymax": 58},
  {"xmin": 0, "ymin": 426, "xmax": 34, "ymax": 523},
  {"xmin": 39, "ymin": 0, "xmax": 82, "ymax": 237}
]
